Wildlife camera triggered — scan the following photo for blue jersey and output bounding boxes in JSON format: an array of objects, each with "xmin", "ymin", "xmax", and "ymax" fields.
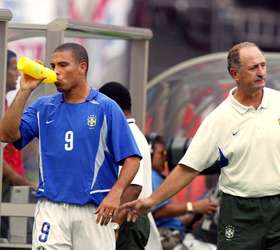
[{"xmin": 14, "ymin": 89, "xmax": 141, "ymax": 206}]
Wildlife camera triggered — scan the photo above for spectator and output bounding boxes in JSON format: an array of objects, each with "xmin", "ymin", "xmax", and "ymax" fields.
[
  {"xmin": 147, "ymin": 133, "xmax": 217, "ymax": 250},
  {"xmin": 99, "ymin": 81, "xmax": 162, "ymax": 250},
  {"xmin": 123, "ymin": 41, "xmax": 280, "ymax": 250}
]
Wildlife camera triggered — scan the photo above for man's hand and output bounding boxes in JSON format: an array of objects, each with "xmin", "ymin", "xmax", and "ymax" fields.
[
  {"xmin": 95, "ymin": 188, "xmax": 122, "ymax": 226},
  {"xmin": 19, "ymin": 60, "xmax": 46, "ymax": 92},
  {"xmin": 111, "ymin": 184, "xmax": 142, "ymax": 226},
  {"xmin": 120, "ymin": 197, "xmax": 154, "ymax": 223},
  {"xmin": 20, "ymin": 73, "xmax": 45, "ymax": 92},
  {"xmin": 95, "ymin": 156, "xmax": 140, "ymax": 226},
  {"xmin": 193, "ymin": 198, "xmax": 218, "ymax": 214}
]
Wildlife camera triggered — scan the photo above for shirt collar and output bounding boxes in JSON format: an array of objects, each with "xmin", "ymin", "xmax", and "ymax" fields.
[
  {"xmin": 127, "ymin": 118, "xmax": 135, "ymax": 124},
  {"xmin": 229, "ymin": 87, "xmax": 269, "ymax": 114},
  {"xmin": 85, "ymin": 88, "xmax": 98, "ymax": 101},
  {"xmin": 57, "ymin": 88, "xmax": 98, "ymax": 103}
]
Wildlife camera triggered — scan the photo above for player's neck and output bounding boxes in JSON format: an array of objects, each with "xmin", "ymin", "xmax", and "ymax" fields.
[{"xmin": 64, "ymin": 83, "xmax": 90, "ymax": 103}]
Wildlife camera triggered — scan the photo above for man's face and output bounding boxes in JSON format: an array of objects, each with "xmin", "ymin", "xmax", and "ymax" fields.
[
  {"xmin": 50, "ymin": 50, "xmax": 87, "ymax": 93},
  {"xmin": 6, "ymin": 57, "xmax": 20, "ymax": 92},
  {"xmin": 232, "ymin": 46, "xmax": 266, "ymax": 93},
  {"xmin": 152, "ymin": 143, "xmax": 166, "ymax": 173}
]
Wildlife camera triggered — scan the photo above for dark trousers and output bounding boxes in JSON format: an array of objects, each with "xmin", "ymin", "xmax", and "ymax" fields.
[
  {"xmin": 218, "ymin": 192, "xmax": 280, "ymax": 250},
  {"xmin": 116, "ymin": 214, "xmax": 150, "ymax": 250}
]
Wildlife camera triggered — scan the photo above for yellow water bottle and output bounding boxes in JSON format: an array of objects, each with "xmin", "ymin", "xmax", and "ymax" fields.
[{"xmin": 17, "ymin": 56, "xmax": 57, "ymax": 84}]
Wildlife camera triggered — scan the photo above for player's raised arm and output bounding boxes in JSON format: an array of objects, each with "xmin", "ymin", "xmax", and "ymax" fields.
[{"xmin": 0, "ymin": 66, "xmax": 44, "ymax": 143}]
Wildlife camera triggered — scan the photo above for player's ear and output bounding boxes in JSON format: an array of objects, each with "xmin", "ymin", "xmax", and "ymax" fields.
[
  {"xmin": 79, "ymin": 61, "xmax": 87, "ymax": 75},
  {"xmin": 230, "ymin": 67, "xmax": 239, "ymax": 81}
]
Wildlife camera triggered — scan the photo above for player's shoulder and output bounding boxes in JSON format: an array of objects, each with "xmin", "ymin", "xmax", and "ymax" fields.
[
  {"xmin": 262, "ymin": 87, "xmax": 280, "ymax": 108},
  {"xmin": 202, "ymin": 99, "xmax": 229, "ymax": 123}
]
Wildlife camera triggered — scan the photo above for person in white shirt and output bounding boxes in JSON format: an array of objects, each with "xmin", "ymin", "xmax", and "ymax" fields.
[
  {"xmin": 99, "ymin": 82, "xmax": 162, "ymax": 250},
  {"xmin": 122, "ymin": 42, "xmax": 280, "ymax": 250}
]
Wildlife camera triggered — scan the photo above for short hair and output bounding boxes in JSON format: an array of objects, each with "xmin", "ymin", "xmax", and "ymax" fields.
[
  {"xmin": 99, "ymin": 81, "xmax": 131, "ymax": 112},
  {"xmin": 146, "ymin": 132, "xmax": 165, "ymax": 147},
  {"xmin": 54, "ymin": 43, "xmax": 89, "ymax": 74},
  {"xmin": 227, "ymin": 42, "xmax": 260, "ymax": 73},
  {"xmin": 146, "ymin": 132, "xmax": 165, "ymax": 155},
  {"xmin": 7, "ymin": 50, "xmax": 17, "ymax": 67}
]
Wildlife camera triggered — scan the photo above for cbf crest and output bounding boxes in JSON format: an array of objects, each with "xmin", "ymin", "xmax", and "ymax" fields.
[
  {"xmin": 225, "ymin": 225, "xmax": 235, "ymax": 240},
  {"xmin": 87, "ymin": 115, "xmax": 97, "ymax": 128}
]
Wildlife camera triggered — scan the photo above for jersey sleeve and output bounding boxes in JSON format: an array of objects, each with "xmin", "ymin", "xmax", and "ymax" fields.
[
  {"xmin": 179, "ymin": 115, "xmax": 219, "ymax": 172},
  {"xmin": 106, "ymin": 101, "xmax": 142, "ymax": 164},
  {"xmin": 13, "ymin": 99, "xmax": 40, "ymax": 150}
]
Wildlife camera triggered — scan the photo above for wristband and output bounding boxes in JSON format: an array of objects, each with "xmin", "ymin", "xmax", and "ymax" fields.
[{"xmin": 186, "ymin": 202, "xmax": 193, "ymax": 212}]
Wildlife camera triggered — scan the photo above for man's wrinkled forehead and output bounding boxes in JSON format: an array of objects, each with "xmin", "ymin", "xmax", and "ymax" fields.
[{"xmin": 239, "ymin": 46, "xmax": 266, "ymax": 66}]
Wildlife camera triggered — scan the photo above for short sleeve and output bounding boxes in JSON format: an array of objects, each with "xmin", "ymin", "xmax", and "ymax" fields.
[
  {"xmin": 179, "ymin": 116, "xmax": 219, "ymax": 172},
  {"xmin": 106, "ymin": 101, "xmax": 141, "ymax": 164}
]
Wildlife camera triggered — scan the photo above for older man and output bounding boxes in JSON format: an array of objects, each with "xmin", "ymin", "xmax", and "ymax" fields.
[{"xmin": 123, "ymin": 42, "xmax": 280, "ymax": 250}]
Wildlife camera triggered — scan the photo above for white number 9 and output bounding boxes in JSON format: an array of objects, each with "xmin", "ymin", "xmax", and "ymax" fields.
[{"xmin": 65, "ymin": 131, "xmax": 74, "ymax": 151}]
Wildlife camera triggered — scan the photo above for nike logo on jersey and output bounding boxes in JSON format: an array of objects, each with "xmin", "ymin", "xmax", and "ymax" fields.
[{"xmin": 46, "ymin": 120, "xmax": 54, "ymax": 124}]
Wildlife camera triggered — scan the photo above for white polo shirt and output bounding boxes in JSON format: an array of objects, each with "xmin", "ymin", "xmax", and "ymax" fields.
[{"xmin": 179, "ymin": 87, "xmax": 280, "ymax": 197}]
